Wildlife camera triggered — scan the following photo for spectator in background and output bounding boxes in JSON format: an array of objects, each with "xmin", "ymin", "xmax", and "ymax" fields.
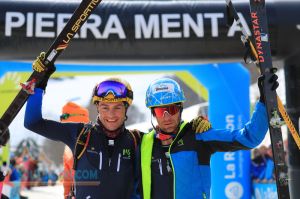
[
  {"xmin": 251, "ymin": 145, "xmax": 275, "ymax": 182},
  {"xmin": 251, "ymin": 148, "xmax": 263, "ymax": 180},
  {"xmin": 9, "ymin": 158, "xmax": 22, "ymax": 199},
  {"xmin": 60, "ymin": 102, "xmax": 90, "ymax": 198},
  {"xmin": 17, "ymin": 147, "xmax": 36, "ymax": 189},
  {"xmin": 62, "ymin": 147, "xmax": 74, "ymax": 196}
]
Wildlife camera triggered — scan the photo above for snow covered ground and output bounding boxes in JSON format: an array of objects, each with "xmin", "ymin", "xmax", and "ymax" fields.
[{"xmin": 21, "ymin": 185, "xmax": 64, "ymax": 199}]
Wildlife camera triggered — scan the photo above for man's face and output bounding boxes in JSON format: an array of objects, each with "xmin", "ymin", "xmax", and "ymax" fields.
[
  {"xmin": 97, "ymin": 101, "xmax": 126, "ymax": 131},
  {"xmin": 154, "ymin": 106, "xmax": 181, "ymax": 133}
]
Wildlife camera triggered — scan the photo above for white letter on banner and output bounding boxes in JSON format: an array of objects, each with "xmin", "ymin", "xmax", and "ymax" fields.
[
  {"xmin": 35, "ymin": 13, "xmax": 55, "ymax": 38},
  {"xmin": 134, "ymin": 14, "xmax": 159, "ymax": 39},
  {"xmin": 162, "ymin": 14, "xmax": 182, "ymax": 38},
  {"xmin": 5, "ymin": 12, "xmax": 25, "ymax": 36},
  {"xmin": 224, "ymin": 152, "xmax": 235, "ymax": 161},
  {"xmin": 226, "ymin": 115, "xmax": 235, "ymax": 130},
  {"xmin": 183, "ymin": 13, "xmax": 204, "ymax": 38},
  {"xmin": 102, "ymin": 15, "xmax": 125, "ymax": 39},
  {"xmin": 80, "ymin": 14, "xmax": 102, "ymax": 39},
  {"xmin": 225, "ymin": 164, "xmax": 236, "ymax": 179},
  {"xmin": 227, "ymin": 13, "xmax": 251, "ymax": 37},
  {"xmin": 26, "ymin": 13, "xmax": 34, "ymax": 37},
  {"xmin": 204, "ymin": 13, "xmax": 224, "ymax": 37},
  {"xmin": 57, "ymin": 13, "xmax": 72, "ymax": 36}
]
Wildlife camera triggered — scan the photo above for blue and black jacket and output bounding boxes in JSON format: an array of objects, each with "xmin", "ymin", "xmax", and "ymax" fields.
[
  {"xmin": 24, "ymin": 88, "xmax": 139, "ymax": 199},
  {"xmin": 140, "ymin": 102, "xmax": 268, "ymax": 199}
]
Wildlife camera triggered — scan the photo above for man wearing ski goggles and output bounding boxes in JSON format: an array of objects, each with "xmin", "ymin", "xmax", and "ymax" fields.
[
  {"xmin": 92, "ymin": 79, "xmax": 134, "ymax": 135},
  {"xmin": 25, "ymin": 76, "xmax": 140, "ymax": 199},
  {"xmin": 140, "ymin": 76, "xmax": 278, "ymax": 199},
  {"xmin": 95, "ymin": 80, "xmax": 133, "ymax": 100},
  {"xmin": 152, "ymin": 104, "xmax": 181, "ymax": 118}
]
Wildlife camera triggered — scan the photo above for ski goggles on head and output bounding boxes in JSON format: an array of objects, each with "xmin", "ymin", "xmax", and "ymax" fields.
[
  {"xmin": 95, "ymin": 80, "xmax": 133, "ymax": 99},
  {"xmin": 152, "ymin": 104, "xmax": 181, "ymax": 118}
]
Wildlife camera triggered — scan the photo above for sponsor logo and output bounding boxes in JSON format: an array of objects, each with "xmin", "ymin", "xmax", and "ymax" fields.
[
  {"xmin": 62, "ymin": 0, "xmax": 100, "ymax": 44},
  {"xmin": 123, "ymin": 148, "xmax": 131, "ymax": 159},
  {"xmin": 250, "ymin": 11, "xmax": 265, "ymax": 63},
  {"xmin": 177, "ymin": 139, "xmax": 184, "ymax": 146},
  {"xmin": 153, "ymin": 83, "xmax": 174, "ymax": 94},
  {"xmin": 225, "ymin": 181, "xmax": 244, "ymax": 198}
]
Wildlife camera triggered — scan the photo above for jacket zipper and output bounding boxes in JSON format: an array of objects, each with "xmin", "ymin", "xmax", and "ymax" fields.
[
  {"xmin": 117, "ymin": 153, "xmax": 121, "ymax": 172},
  {"xmin": 168, "ymin": 125, "xmax": 185, "ymax": 199},
  {"xmin": 99, "ymin": 151, "xmax": 102, "ymax": 170},
  {"xmin": 158, "ymin": 159, "xmax": 163, "ymax": 175}
]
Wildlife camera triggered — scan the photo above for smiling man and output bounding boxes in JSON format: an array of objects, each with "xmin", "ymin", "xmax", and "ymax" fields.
[
  {"xmin": 24, "ymin": 75, "xmax": 140, "ymax": 199},
  {"xmin": 140, "ymin": 77, "xmax": 278, "ymax": 199}
]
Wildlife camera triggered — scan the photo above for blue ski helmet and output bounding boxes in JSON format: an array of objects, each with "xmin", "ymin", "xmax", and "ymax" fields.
[{"xmin": 145, "ymin": 78, "xmax": 186, "ymax": 108}]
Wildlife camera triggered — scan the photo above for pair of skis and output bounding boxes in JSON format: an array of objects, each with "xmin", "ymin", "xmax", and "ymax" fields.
[
  {"xmin": 0, "ymin": 0, "xmax": 102, "ymax": 145},
  {"xmin": 226, "ymin": 0, "xmax": 300, "ymax": 198}
]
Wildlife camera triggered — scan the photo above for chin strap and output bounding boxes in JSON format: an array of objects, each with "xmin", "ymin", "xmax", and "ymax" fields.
[{"xmin": 155, "ymin": 133, "xmax": 175, "ymax": 141}]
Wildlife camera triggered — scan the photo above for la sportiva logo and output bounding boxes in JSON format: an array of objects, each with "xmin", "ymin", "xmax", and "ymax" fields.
[{"xmin": 62, "ymin": 0, "xmax": 100, "ymax": 44}]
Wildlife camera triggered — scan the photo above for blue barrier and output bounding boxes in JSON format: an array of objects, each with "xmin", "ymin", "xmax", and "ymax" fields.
[{"xmin": 253, "ymin": 183, "xmax": 278, "ymax": 199}]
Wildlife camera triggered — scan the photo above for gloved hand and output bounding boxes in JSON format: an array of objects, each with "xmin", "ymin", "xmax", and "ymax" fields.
[
  {"xmin": 191, "ymin": 116, "xmax": 212, "ymax": 133},
  {"xmin": 258, "ymin": 67, "xmax": 279, "ymax": 104},
  {"xmin": 32, "ymin": 52, "xmax": 56, "ymax": 90}
]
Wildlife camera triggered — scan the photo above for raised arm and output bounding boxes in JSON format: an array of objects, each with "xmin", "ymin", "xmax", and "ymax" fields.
[
  {"xmin": 196, "ymin": 102, "xmax": 268, "ymax": 152},
  {"xmin": 24, "ymin": 88, "xmax": 82, "ymax": 150}
]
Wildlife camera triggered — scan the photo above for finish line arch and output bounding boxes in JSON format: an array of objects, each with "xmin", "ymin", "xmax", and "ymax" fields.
[{"xmin": 0, "ymin": 61, "xmax": 250, "ymax": 198}]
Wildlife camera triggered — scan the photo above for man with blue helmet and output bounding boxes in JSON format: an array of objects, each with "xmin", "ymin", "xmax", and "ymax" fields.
[{"xmin": 140, "ymin": 74, "xmax": 278, "ymax": 199}]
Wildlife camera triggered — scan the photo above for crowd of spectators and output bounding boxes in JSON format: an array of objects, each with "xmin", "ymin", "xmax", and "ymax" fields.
[{"xmin": 1, "ymin": 147, "xmax": 60, "ymax": 199}]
